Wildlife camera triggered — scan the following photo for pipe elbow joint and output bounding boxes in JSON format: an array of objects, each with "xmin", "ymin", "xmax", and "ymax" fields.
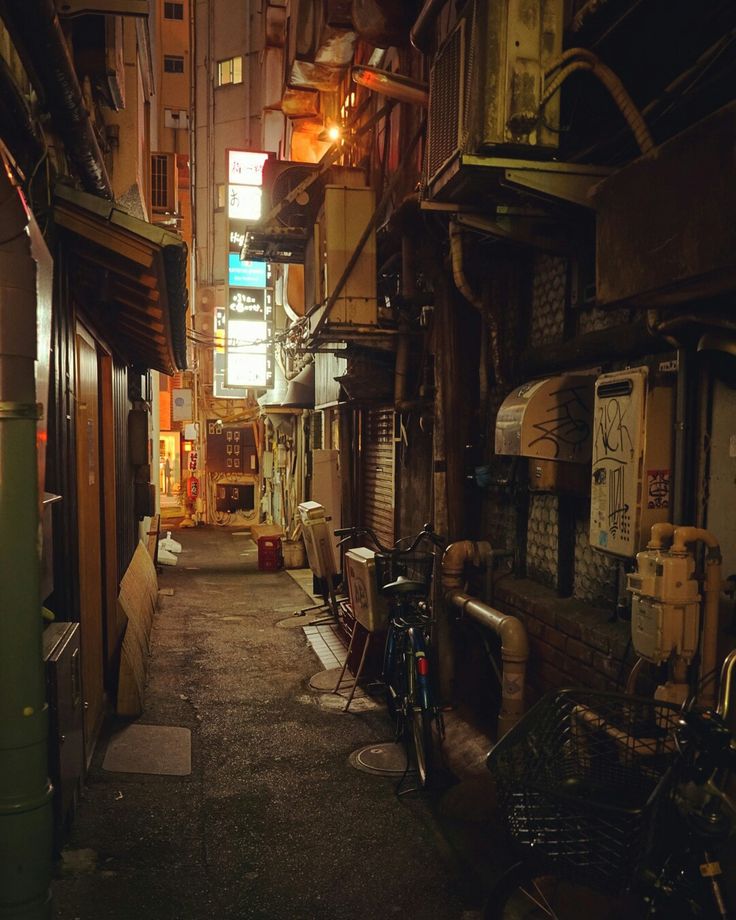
[
  {"xmin": 648, "ymin": 522, "xmax": 675, "ymax": 550},
  {"xmin": 498, "ymin": 616, "xmax": 529, "ymax": 662}
]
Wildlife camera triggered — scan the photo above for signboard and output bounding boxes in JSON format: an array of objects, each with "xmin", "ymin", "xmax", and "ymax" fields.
[
  {"xmin": 228, "ymin": 253, "xmax": 267, "ymax": 288},
  {"xmin": 228, "ymin": 184, "xmax": 262, "ymax": 221},
  {"xmin": 224, "ymin": 148, "xmax": 273, "ymax": 390},
  {"xmin": 228, "ymin": 286, "xmax": 267, "ymax": 320},
  {"xmin": 213, "ymin": 351, "xmax": 248, "ymax": 399},
  {"xmin": 227, "ymin": 150, "xmax": 269, "ymax": 186},
  {"xmin": 171, "ymin": 388, "xmax": 193, "ymax": 422}
]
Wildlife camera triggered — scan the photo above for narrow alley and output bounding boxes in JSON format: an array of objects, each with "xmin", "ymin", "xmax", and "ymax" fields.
[{"xmin": 52, "ymin": 528, "xmax": 495, "ymax": 920}]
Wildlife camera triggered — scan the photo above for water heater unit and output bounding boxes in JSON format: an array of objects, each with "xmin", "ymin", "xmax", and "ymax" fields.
[{"xmin": 589, "ymin": 367, "xmax": 674, "ymax": 557}]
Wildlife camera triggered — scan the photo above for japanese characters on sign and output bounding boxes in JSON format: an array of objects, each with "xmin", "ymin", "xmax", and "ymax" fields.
[{"xmin": 222, "ymin": 149, "xmax": 274, "ymax": 391}]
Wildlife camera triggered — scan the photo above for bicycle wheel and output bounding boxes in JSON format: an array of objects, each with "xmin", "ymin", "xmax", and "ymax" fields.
[
  {"xmin": 483, "ymin": 860, "xmax": 645, "ymax": 920},
  {"xmin": 410, "ymin": 705, "xmax": 434, "ymax": 788}
]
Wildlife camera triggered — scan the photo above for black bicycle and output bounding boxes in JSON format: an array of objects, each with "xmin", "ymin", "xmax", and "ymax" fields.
[
  {"xmin": 335, "ymin": 523, "xmax": 445, "ymax": 789},
  {"xmin": 483, "ymin": 649, "xmax": 736, "ymax": 918}
]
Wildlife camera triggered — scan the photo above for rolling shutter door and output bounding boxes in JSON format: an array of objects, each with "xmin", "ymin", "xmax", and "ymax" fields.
[{"xmin": 362, "ymin": 408, "xmax": 395, "ymax": 548}]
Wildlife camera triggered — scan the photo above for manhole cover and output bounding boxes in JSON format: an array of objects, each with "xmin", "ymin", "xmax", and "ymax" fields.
[
  {"xmin": 309, "ymin": 667, "xmax": 354, "ymax": 692},
  {"xmin": 349, "ymin": 742, "xmax": 415, "ymax": 776}
]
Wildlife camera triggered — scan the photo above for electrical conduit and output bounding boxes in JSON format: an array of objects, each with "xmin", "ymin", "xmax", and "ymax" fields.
[{"xmin": 441, "ymin": 541, "xmax": 528, "ymax": 737}]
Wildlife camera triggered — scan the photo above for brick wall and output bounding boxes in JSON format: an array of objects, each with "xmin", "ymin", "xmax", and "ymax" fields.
[
  {"xmin": 529, "ymin": 253, "xmax": 566, "ymax": 347},
  {"xmin": 495, "ymin": 578, "xmax": 632, "ymax": 702}
]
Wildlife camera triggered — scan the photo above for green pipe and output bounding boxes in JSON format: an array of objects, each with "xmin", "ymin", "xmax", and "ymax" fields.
[{"xmin": 0, "ymin": 185, "xmax": 53, "ymax": 918}]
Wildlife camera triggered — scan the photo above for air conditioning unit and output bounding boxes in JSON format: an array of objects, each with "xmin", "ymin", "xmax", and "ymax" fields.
[
  {"xmin": 298, "ymin": 500, "xmax": 337, "ymax": 579},
  {"xmin": 589, "ymin": 367, "xmax": 674, "ymax": 558},
  {"xmin": 425, "ymin": 0, "xmax": 564, "ymax": 201},
  {"xmin": 344, "ymin": 547, "xmax": 389, "ymax": 633}
]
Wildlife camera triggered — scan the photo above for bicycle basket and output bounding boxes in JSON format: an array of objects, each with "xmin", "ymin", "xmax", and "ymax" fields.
[
  {"xmin": 373, "ymin": 551, "xmax": 435, "ymax": 595},
  {"xmin": 488, "ymin": 689, "xmax": 681, "ymax": 894}
]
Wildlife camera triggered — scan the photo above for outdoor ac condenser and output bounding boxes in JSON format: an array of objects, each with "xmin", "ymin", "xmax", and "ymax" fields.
[
  {"xmin": 425, "ymin": 0, "xmax": 564, "ymax": 200},
  {"xmin": 298, "ymin": 501, "xmax": 337, "ymax": 579}
]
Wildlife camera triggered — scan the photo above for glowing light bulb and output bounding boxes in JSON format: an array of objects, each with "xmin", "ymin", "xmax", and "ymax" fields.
[{"xmin": 327, "ymin": 125, "xmax": 342, "ymax": 142}]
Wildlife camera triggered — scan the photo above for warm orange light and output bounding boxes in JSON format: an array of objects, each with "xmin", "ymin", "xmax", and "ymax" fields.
[
  {"xmin": 327, "ymin": 125, "xmax": 342, "ymax": 142},
  {"xmin": 184, "ymin": 442, "xmax": 192, "ymax": 451}
]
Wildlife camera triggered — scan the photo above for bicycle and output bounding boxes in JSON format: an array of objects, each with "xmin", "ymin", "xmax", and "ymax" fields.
[
  {"xmin": 482, "ymin": 648, "xmax": 736, "ymax": 918},
  {"xmin": 335, "ymin": 522, "xmax": 445, "ymax": 790}
]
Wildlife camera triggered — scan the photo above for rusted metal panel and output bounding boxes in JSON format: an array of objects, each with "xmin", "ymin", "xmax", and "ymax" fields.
[{"xmin": 595, "ymin": 102, "xmax": 736, "ymax": 306}]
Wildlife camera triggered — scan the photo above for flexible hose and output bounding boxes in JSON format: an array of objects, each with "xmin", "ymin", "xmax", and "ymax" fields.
[{"xmin": 541, "ymin": 49, "xmax": 655, "ymax": 155}]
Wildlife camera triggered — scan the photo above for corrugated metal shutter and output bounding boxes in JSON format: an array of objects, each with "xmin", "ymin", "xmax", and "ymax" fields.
[{"xmin": 361, "ymin": 408, "xmax": 395, "ymax": 548}]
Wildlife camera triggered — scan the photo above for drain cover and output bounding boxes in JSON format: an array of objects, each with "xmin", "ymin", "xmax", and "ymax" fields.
[
  {"xmin": 349, "ymin": 742, "xmax": 415, "ymax": 776},
  {"xmin": 309, "ymin": 667, "xmax": 354, "ymax": 692}
]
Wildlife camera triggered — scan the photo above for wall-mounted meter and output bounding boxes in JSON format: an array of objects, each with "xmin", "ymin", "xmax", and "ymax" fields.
[
  {"xmin": 589, "ymin": 367, "xmax": 674, "ymax": 557},
  {"xmin": 627, "ymin": 549, "xmax": 700, "ymax": 666}
]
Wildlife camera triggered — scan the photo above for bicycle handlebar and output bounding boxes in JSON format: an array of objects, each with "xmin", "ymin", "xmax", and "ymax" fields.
[{"xmin": 334, "ymin": 522, "xmax": 445, "ymax": 555}]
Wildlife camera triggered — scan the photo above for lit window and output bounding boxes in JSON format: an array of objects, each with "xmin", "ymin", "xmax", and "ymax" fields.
[
  {"xmin": 164, "ymin": 2, "xmax": 183, "ymax": 19},
  {"xmin": 164, "ymin": 55, "xmax": 185, "ymax": 74},
  {"xmin": 216, "ymin": 57, "xmax": 242, "ymax": 87}
]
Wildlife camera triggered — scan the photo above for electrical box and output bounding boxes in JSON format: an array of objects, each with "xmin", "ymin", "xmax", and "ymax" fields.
[
  {"xmin": 298, "ymin": 501, "xmax": 337, "ymax": 579},
  {"xmin": 627, "ymin": 550, "xmax": 700, "ymax": 665},
  {"xmin": 495, "ymin": 375, "xmax": 595, "ymax": 462},
  {"xmin": 309, "ymin": 186, "xmax": 377, "ymax": 332},
  {"xmin": 589, "ymin": 367, "xmax": 674, "ymax": 557},
  {"xmin": 345, "ymin": 547, "xmax": 389, "ymax": 633}
]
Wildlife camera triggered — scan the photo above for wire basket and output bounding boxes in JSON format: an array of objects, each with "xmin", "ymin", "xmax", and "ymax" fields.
[
  {"xmin": 373, "ymin": 551, "xmax": 435, "ymax": 595},
  {"xmin": 488, "ymin": 689, "xmax": 681, "ymax": 894}
]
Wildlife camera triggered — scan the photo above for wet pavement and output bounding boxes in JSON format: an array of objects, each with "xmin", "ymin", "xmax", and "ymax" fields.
[{"xmin": 52, "ymin": 527, "xmax": 503, "ymax": 920}]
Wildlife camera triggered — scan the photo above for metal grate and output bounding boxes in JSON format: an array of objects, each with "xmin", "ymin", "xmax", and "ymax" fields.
[
  {"xmin": 151, "ymin": 154, "xmax": 171, "ymax": 211},
  {"xmin": 426, "ymin": 17, "xmax": 464, "ymax": 184},
  {"xmin": 489, "ymin": 690, "xmax": 680, "ymax": 895}
]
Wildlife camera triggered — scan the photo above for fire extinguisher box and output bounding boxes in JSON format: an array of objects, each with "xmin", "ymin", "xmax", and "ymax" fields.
[{"xmin": 257, "ymin": 536, "xmax": 283, "ymax": 571}]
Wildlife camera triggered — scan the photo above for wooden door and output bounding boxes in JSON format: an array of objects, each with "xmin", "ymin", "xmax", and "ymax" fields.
[{"xmin": 75, "ymin": 328, "xmax": 104, "ymax": 759}]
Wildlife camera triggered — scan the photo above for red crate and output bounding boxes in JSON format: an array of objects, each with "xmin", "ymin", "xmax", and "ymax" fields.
[{"xmin": 257, "ymin": 535, "xmax": 283, "ymax": 571}]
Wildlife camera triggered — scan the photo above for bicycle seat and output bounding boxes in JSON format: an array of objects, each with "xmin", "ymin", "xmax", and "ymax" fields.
[{"xmin": 381, "ymin": 575, "xmax": 427, "ymax": 597}]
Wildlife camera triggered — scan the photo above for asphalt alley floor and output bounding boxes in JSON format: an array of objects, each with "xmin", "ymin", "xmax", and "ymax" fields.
[{"xmin": 52, "ymin": 527, "xmax": 505, "ymax": 920}]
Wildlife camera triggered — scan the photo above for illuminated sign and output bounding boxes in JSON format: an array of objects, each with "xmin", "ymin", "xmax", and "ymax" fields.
[
  {"xmin": 228, "ymin": 253, "xmax": 267, "ymax": 288},
  {"xmin": 228, "ymin": 184, "xmax": 262, "ymax": 221},
  {"xmin": 213, "ymin": 352, "xmax": 248, "ymax": 399},
  {"xmin": 227, "ymin": 150, "xmax": 269, "ymax": 186},
  {"xmin": 224, "ymin": 149, "xmax": 273, "ymax": 389},
  {"xmin": 227, "ymin": 287, "xmax": 268, "ymax": 320}
]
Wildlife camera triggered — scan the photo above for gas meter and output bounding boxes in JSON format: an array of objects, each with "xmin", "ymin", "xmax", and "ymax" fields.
[{"xmin": 627, "ymin": 549, "xmax": 700, "ymax": 665}]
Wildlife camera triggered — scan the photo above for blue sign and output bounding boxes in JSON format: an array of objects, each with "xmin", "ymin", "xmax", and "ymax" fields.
[{"xmin": 228, "ymin": 253, "xmax": 266, "ymax": 288}]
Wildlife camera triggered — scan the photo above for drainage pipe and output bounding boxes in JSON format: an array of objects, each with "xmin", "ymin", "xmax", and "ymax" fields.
[
  {"xmin": 671, "ymin": 527, "xmax": 723, "ymax": 708},
  {"xmin": 449, "ymin": 221, "xmax": 502, "ymax": 385},
  {"xmin": 442, "ymin": 541, "xmax": 528, "ymax": 737},
  {"xmin": 2, "ymin": 0, "xmax": 113, "ymax": 199},
  {"xmin": 0, "ymin": 172, "xmax": 53, "ymax": 917}
]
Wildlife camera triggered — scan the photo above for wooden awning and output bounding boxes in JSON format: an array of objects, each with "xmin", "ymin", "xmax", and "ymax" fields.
[{"xmin": 53, "ymin": 184, "xmax": 188, "ymax": 374}]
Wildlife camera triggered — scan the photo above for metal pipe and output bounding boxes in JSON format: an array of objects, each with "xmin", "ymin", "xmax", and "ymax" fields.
[
  {"xmin": 0, "ymin": 170, "xmax": 53, "ymax": 917},
  {"xmin": 647, "ymin": 522, "xmax": 676, "ymax": 549},
  {"xmin": 1, "ymin": 0, "xmax": 113, "ymax": 198},
  {"xmin": 671, "ymin": 527, "xmax": 722, "ymax": 708},
  {"xmin": 449, "ymin": 221, "xmax": 502, "ymax": 385},
  {"xmin": 442, "ymin": 541, "xmax": 528, "ymax": 737},
  {"xmin": 410, "ymin": 0, "xmax": 448, "ymax": 53},
  {"xmin": 717, "ymin": 647, "xmax": 736, "ymax": 720}
]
